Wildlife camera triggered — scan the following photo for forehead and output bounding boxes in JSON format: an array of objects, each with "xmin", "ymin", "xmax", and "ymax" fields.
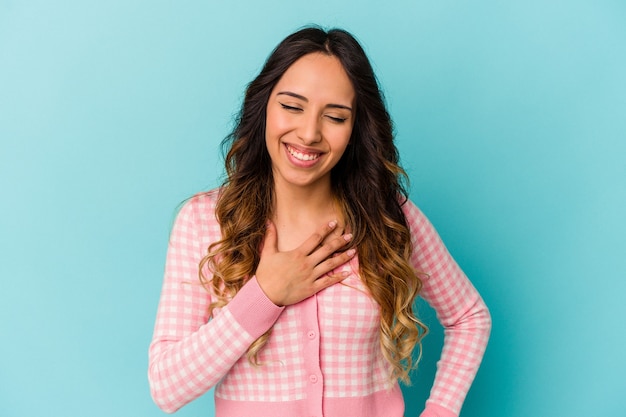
[{"xmin": 273, "ymin": 53, "xmax": 355, "ymax": 104}]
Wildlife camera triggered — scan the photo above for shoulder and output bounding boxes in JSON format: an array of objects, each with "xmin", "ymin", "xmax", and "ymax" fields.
[
  {"xmin": 180, "ymin": 188, "xmax": 220, "ymax": 216},
  {"xmin": 400, "ymin": 197, "xmax": 438, "ymax": 241},
  {"xmin": 400, "ymin": 197, "xmax": 425, "ymax": 223},
  {"xmin": 173, "ymin": 188, "xmax": 222, "ymax": 235},
  {"xmin": 182, "ymin": 188, "xmax": 220, "ymax": 213}
]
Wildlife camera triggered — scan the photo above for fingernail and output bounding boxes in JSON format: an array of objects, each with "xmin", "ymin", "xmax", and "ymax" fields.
[
  {"xmin": 329, "ymin": 220, "xmax": 337, "ymax": 228},
  {"xmin": 347, "ymin": 248, "xmax": 356, "ymax": 256},
  {"xmin": 343, "ymin": 233, "xmax": 353, "ymax": 242}
]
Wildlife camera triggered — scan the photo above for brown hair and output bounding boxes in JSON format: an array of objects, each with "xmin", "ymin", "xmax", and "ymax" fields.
[{"xmin": 200, "ymin": 26, "xmax": 427, "ymax": 383}]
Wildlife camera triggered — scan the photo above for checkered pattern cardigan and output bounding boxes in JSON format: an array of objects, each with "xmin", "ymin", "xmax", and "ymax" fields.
[{"xmin": 148, "ymin": 190, "xmax": 491, "ymax": 417}]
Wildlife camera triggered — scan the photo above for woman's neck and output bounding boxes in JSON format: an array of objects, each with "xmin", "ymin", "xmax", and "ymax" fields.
[{"xmin": 271, "ymin": 180, "xmax": 341, "ymax": 251}]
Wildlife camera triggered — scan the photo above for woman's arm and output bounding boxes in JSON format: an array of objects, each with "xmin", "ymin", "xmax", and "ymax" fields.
[
  {"xmin": 148, "ymin": 194, "xmax": 284, "ymax": 413},
  {"xmin": 403, "ymin": 200, "xmax": 492, "ymax": 417}
]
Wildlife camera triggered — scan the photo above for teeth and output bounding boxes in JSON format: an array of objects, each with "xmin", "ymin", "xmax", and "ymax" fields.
[{"xmin": 287, "ymin": 145, "xmax": 320, "ymax": 161}]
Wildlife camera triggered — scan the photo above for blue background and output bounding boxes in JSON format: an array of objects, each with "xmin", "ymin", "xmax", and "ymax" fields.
[{"xmin": 1, "ymin": 1, "xmax": 625, "ymax": 416}]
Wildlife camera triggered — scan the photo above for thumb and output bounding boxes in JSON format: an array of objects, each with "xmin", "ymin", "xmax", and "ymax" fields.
[{"xmin": 261, "ymin": 220, "xmax": 278, "ymax": 254}]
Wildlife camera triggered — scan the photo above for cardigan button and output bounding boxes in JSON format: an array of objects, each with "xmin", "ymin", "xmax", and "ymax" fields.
[
  {"xmin": 309, "ymin": 374, "xmax": 318, "ymax": 383},
  {"xmin": 307, "ymin": 330, "xmax": 316, "ymax": 339}
]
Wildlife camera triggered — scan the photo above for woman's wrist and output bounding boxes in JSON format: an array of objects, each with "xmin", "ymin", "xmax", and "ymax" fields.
[{"xmin": 226, "ymin": 276, "xmax": 285, "ymax": 339}]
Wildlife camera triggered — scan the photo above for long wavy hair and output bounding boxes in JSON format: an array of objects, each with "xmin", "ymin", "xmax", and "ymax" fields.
[{"xmin": 199, "ymin": 26, "xmax": 427, "ymax": 383}]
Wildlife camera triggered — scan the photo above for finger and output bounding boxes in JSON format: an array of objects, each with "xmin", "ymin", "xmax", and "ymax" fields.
[
  {"xmin": 299, "ymin": 220, "xmax": 338, "ymax": 255},
  {"xmin": 319, "ymin": 222, "xmax": 344, "ymax": 246},
  {"xmin": 314, "ymin": 247, "xmax": 356, "ymax": 275},
  {"xmin": 311, "ymin": 271, "xmax": 350, "ymax": 292},
  {"xmin": 261, "ymin": 220, "xmax": 278, "ymax": 255},
  {"xmin": 308, "ymin": 233, "xmax": 353, "ymax": 265}
]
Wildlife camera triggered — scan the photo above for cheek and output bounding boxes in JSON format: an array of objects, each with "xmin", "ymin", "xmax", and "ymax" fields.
[
  {"xmin": 265, "ymin": 107, "xmax": 291, "ymax": 138},
  {"xmin": 329, "ymin": 127, "xmax": 353, "ymax": 156}
]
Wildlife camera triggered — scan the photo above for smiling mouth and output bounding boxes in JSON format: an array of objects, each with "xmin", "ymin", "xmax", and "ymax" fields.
[{"xmin": 286, "ymin": 144, "xmax": 321, "ymax": 161}]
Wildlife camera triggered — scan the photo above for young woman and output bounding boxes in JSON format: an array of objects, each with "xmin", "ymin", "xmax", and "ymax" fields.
[{"xmin": 148, "ymin": 27, "xmax": 491, "ymax": 417}]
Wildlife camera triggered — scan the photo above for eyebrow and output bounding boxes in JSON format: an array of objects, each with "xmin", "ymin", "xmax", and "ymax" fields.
[{"xmin": 277, "ymin": 91, "xmax": 353, "ymax": 112}]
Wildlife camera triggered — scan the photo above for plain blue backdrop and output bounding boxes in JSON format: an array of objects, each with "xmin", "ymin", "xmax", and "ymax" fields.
[{"xmin": 1, "ymin": 1, "xmax": 625, "ymax": 416}]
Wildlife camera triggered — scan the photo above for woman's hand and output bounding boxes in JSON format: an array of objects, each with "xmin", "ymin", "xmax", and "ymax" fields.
[{"xmin": 255, "ymin": 220, "xmax": 356, "ymax": 306}]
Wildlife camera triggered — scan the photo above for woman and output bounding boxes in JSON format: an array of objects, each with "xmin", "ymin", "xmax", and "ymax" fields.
[{"xmin": 148, "ymin": 27, "xmax": 491, "ymax": 417}]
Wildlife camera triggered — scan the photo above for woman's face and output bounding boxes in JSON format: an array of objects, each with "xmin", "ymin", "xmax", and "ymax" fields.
[{"xmin": 265, "ymin": 52, "xmax": 355, "ymax": 192}]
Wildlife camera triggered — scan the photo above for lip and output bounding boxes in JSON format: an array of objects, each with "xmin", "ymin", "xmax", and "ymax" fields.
[{"xmin": 283, "ymin": 143, "xmax": 324, "ymax": 168}]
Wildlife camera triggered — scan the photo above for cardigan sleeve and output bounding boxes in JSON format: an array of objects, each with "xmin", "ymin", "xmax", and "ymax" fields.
[
  {"xmin": 148, "ymin": 193, "xmax": 284, "ymax": 413},
  {"xmin": 403, "ymin": 200, "xmax": 492, "ymax": 417}
]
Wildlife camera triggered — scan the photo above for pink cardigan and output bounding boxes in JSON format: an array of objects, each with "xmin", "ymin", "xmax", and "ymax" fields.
[{"xmin": 148, "ymin": 191, "xmax": 491, "ymax": 417}]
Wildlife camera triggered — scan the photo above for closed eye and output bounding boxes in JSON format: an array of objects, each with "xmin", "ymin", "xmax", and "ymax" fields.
[
  {"xmin": 280, "ymin": 103, "xmax": 302, "ymax": 112},
  {"xmin": 326, "ymin": 115, "xmax": 347, "ymax": 124}
]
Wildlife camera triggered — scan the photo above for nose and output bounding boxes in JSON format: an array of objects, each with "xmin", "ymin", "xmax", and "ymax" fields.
[{"xmin": 296, "ymin": 112, "xmax": 322, "ymax": 145}]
